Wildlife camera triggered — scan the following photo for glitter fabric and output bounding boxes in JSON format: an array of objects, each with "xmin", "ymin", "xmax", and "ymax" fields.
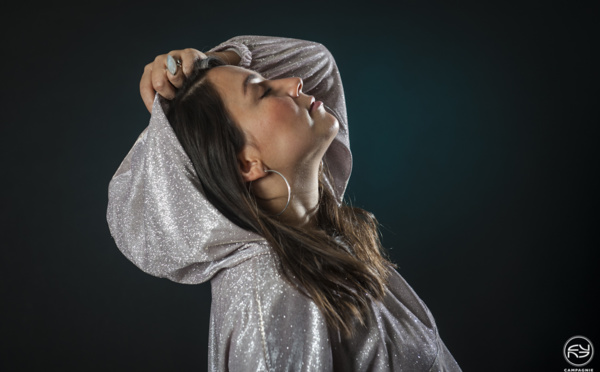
[{"xmin": 107, "ymin": 36, "xmax": 461, "ymax": 371}]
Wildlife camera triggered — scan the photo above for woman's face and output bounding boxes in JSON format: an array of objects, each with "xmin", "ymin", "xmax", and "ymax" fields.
[{"xmin": 207, "ymin": 66, "xmax": 339, "ymax": 179}]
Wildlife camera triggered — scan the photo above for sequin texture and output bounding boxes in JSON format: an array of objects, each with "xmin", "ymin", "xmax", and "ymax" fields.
[{"xmin": 107, "ymin": 35, "xmax": 461, "ymax": 371}]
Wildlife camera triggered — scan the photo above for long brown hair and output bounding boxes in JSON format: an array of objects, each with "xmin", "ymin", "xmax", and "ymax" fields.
[{"xmin": 167, "ymin": 57, "xmax": 395, "ymax": 337}]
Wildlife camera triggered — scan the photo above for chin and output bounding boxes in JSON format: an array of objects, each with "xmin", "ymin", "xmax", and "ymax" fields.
[{"xmin": 317, "ymin": 112, "xmax": 339, "ymax": 138}]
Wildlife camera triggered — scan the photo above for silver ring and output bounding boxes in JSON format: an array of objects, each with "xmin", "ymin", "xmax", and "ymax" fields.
[{"xmin": 166, "ymin": 55, "xmax": 181, "ymax": 75}]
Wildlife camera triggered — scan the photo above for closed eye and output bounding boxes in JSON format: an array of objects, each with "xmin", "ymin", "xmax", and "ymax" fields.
[{"xmin": 260, "ymin": 87, "xmax": 272, "ymax": 99}]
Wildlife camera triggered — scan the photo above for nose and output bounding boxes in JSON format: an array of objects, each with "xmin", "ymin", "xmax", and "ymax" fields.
[{"xmin": 280, "ymin": 77, "xmax": 303, "ymax": 97}]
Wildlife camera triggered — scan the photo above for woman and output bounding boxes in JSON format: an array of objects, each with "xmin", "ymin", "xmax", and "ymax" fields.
[{"xmin": 107, "ymin": 35, "xmax": 461, "ymax": 371}]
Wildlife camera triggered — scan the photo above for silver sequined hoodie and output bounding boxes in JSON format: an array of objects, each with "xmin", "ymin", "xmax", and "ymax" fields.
[{"xmin": 107, "ymin": 35, "xmax": 461, "ymax": 372}]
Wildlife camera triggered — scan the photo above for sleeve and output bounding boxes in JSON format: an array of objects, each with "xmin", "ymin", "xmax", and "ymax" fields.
[{"xmin": 209, "ymin": 35, "xmax": 352, "ymax": 204}]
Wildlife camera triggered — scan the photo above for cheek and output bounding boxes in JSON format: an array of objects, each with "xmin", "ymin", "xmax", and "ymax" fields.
[
  {"xmin": 262, "ymin": 101, "xmax": 307, "ymax": 139},
  {"xmin": 268, "ymin": 100, "xmax": 304, "ymax": 125},
  {"xmin": 262, "ymin": 113, "xmax": 308, "ymax": 165}
]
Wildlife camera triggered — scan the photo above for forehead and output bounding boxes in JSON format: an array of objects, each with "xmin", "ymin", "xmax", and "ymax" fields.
[
  {"xmin": 206, "ymin": 65, "xmax": 253, "ymax": 103},
  {"xmin": 206, "ymin": 65, "xmax": 261, "ymax": 126}
]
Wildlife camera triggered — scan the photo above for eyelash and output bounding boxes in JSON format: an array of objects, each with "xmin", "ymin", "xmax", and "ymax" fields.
[{"xmin": 260, "ymin": 87, "xmax": 272, "ymax": 99}]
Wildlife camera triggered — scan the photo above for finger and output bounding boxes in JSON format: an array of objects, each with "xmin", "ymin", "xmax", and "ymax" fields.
[
  {"xmin": 165, "ymin": 53, "xmax": 185, "ymax": 89},
  {"xmin": 140, "ymin": 63, "xmax": 155, "ymax": 112},
  {"xmin": 151, "ymin": 54, "xmax": 177, "ymax": 100},
  {"xmin": 180, "ymin": 48, "xmax": 207, "ymax": 77}
]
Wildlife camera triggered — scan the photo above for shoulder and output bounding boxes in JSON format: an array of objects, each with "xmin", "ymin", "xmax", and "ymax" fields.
[
  {"xmin": 210, "ymin": 251, "xmax": 333, "ymax": 371},
  {"xmin": 211, "ymin": 251, "xmax": 311, "ymax": 314},
  {"xmin": 383, "ymin": 268, "xmax": 437, "ymax": 329}
]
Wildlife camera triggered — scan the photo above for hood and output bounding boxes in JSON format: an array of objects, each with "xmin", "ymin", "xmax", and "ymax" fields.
[{"xmin": 107, "ymin": 94, "xmax": 351, "ymax": 284}]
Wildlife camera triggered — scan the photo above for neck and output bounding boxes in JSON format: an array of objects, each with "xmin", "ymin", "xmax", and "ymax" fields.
[
  {"xmin": 254, "ymin": 165, "xmax": 321, "ymax": 228},
  {"xmin": 280, "ymin": 172, "xmax": 320, "ymax": 227}
]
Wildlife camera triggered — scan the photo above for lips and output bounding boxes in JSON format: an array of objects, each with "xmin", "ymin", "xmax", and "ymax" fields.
[
  {"xmin": 310, "ymin": 100, "xmax": 323, "ymax": 113},
  {"xmin": 308, "ymin": 96, "xmax": 325, "ymax": 114}
]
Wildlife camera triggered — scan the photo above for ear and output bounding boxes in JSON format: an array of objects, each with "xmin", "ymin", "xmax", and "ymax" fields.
[{"xmin": 238, "ymin": 145, "xmax": 266, "ymax": 182}]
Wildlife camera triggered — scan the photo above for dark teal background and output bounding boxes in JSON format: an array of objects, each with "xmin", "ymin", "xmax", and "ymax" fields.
[{"xmin": 1, "ymin": 0, "xmax": 597, "ymax": 370}]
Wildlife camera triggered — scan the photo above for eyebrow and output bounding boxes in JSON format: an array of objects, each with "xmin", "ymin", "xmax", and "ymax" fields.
[{"xmin": 243, "ymin": 73, "xmax": 258, "ymax": 96}]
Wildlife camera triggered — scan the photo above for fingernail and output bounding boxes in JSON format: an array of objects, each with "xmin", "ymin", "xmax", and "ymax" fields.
[{"xmin": 166, "ymin": 55, "xmax": 177, "ymax": 75}]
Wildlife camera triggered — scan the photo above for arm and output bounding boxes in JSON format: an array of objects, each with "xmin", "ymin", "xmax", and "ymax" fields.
[
  {"xmin": 109, "ymin": 37, "xmax": 352, "ymax": 285},
  {"xmin": 139, "ymin": 35, "xmax": 352, "ymax": 202}
]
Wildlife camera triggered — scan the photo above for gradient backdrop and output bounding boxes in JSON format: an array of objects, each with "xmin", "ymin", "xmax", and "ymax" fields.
[{"xmin": 1, "ymin": 0, "xmax": 597, "ymax": 370}]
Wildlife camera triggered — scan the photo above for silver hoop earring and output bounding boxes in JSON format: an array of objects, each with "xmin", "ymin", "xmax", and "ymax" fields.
[
  {"xmin": 248, "ymin": 169, "xmax": 291, "ymax": 216},
  {"xmin": 265, "ymin": 169, "xmax": 291, "ymax": 216}
]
